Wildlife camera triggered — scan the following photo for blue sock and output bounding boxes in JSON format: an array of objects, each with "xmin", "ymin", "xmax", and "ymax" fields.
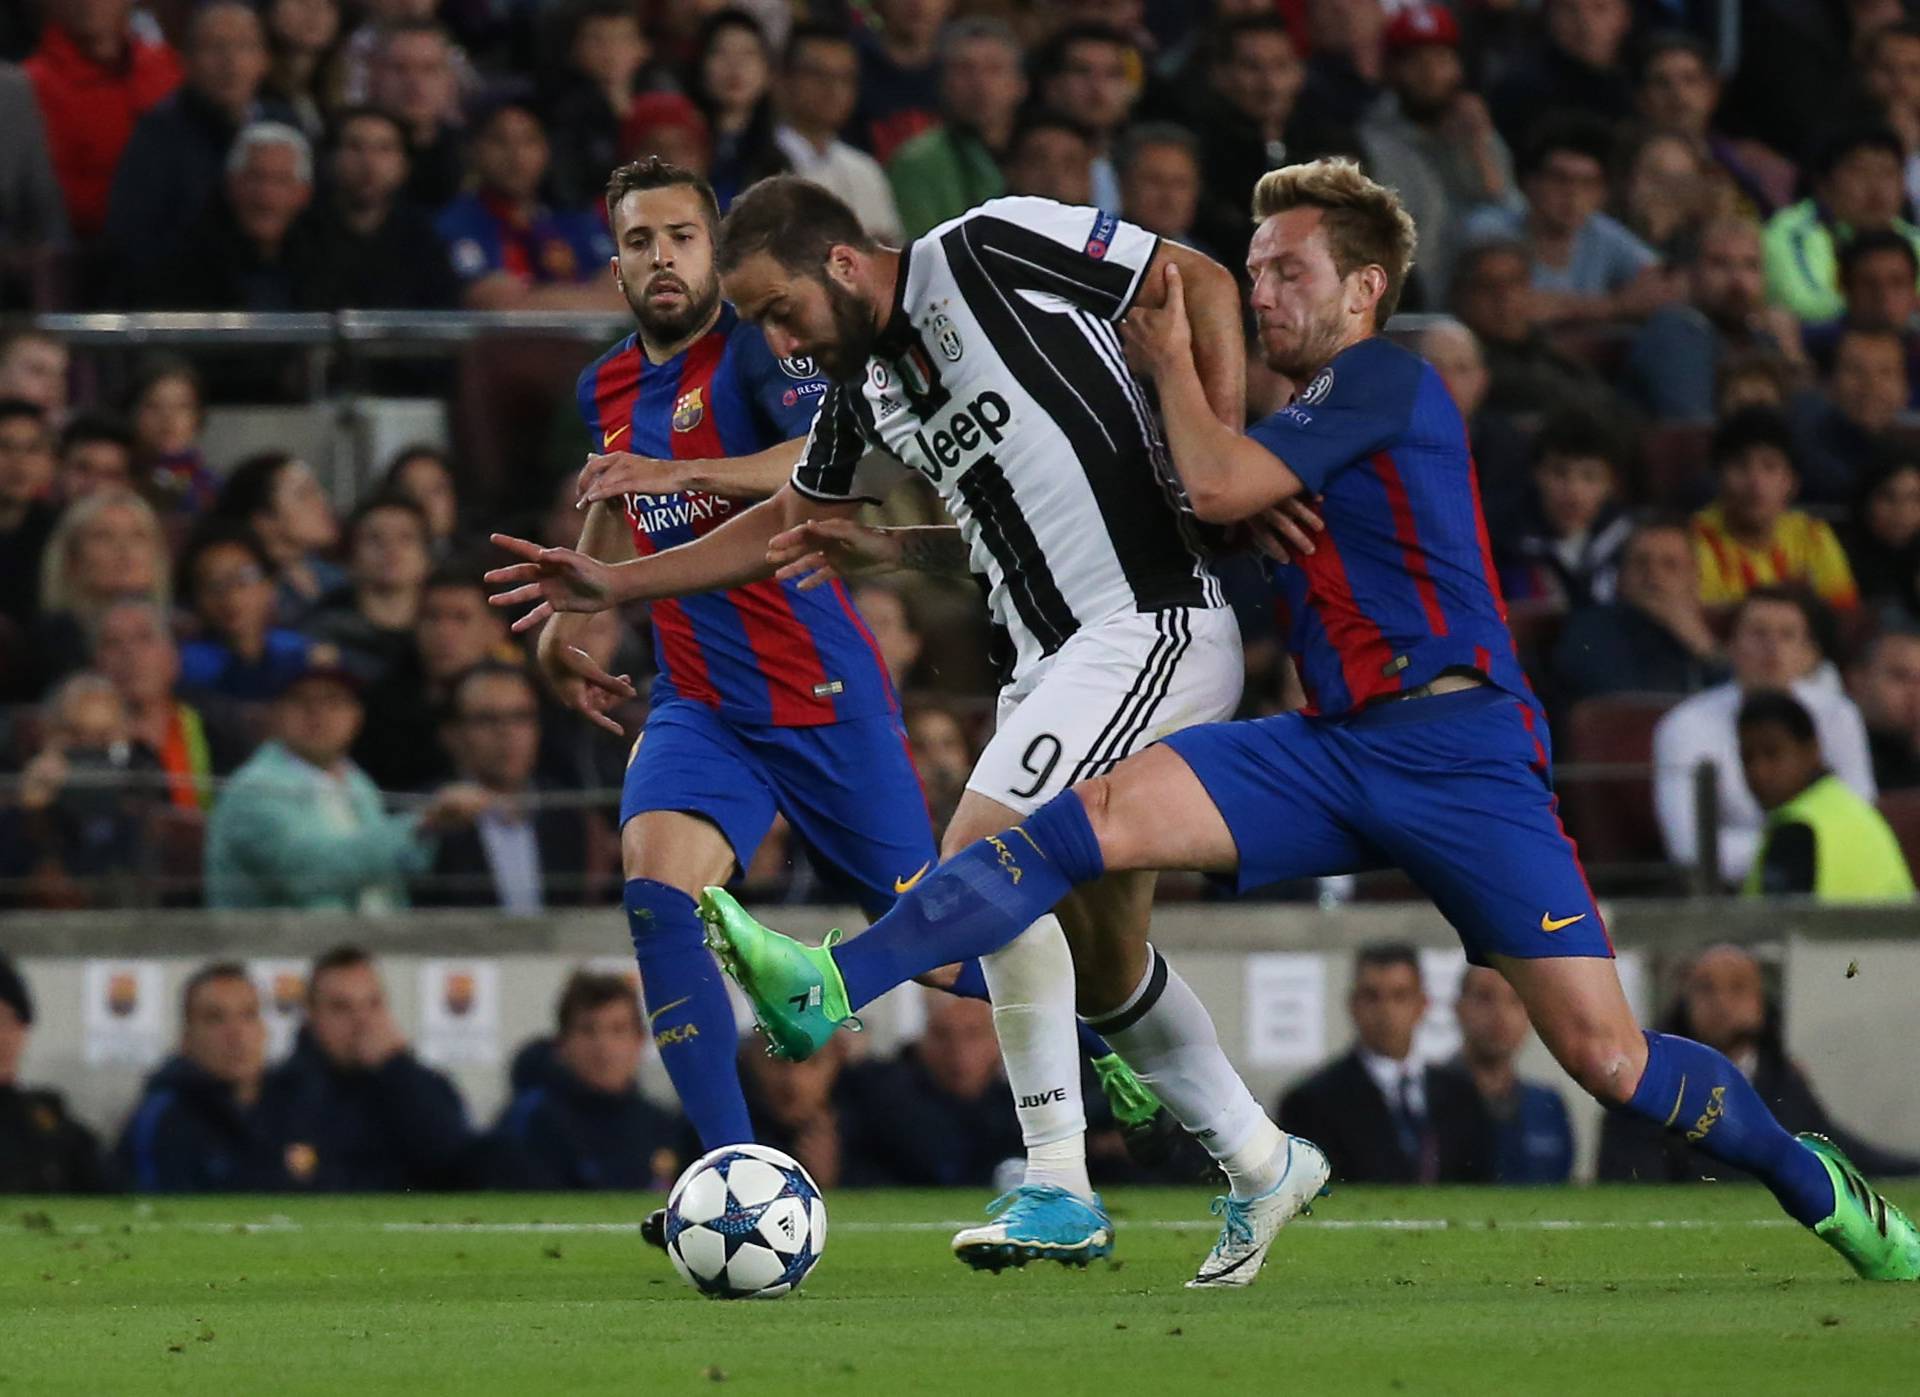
[
  {"xmin": 941, "ymin": 957, "xmax": 1115, "ymax": 1059},
  {"xmin": 1624, "ymin": 1030, "xmax": 1834, "ymax": 1226},
  {"xmin": 836, "ymin": 790, "xmax": 1106, "ymax": 1011},
  {"xmin": 625, "ymin": 878, "xmax": 753, "ymax": 1150}
]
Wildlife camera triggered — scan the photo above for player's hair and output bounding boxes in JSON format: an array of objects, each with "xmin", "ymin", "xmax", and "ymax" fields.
[
  {"xmin": 604, "ymin": 155, "xmax": 722, "ymax": 234},
  {"xmin": 556, "ymin": 970, "xmax": 641, "ymax": 1035},
  {"xmin": 1710, "ymin": 406, "xmax": 1797, "ymax": 472},
  {"xmin": 40, "ymin": 489, "xmax": 170, "ymax": 619},
  {"xmin": 1838, "ymin": 226, "xmax": 1920, "ymax": 285},
  {"xmin": 182, "ymin": 961, "xmax": 253, "ymax": 1019},
  {"xmin": 308, "ymin": 944, "xmax": 376, "ymax": 999},
  {"xmin": 342, "ymin": 492, "xmax": 430, "ymax": 552},
  {"xmin": 1114, "ymin": 121, "xmax": 1200, "ymax": 176},
  {"xmin": 60, "ymin": 410, "xmax": 135, "ymax": 457},
  {"xmin": 1530, "ymin": 407, "xmax": 1626, "ymax": 475},
  {"xmin": 176, "ymin": 518, "xmax": 276, "ymax": 604},
  {"xmin": 1733, "ymin": 585, "xmax": 1834, "ymax": 662},
  {"xmin": 447, "ymin": 658, "xmax": 535, "ymax": 718},
  {"xmin": 1354, "ymin": 943, "xmax": 1421, "ymax": 979},
  {"xmin": 715, "ymin": 174, "xmax": 876, "ymax": 279},
  {"xmin": 1206, "ymin": 13, "xmax": 1292, "ymax": 69},
  {"xmin": 228, "ymin": 121, "xmax": 312, "ymax": 184},
  {"xmin": 0, "ymin": 396, "xmax": 47, "ymax": 432},
  {"xmin": 1736, "ymin": 688, "xmax": 1818, "ymax": 745},
  {"xmin": 783, "ymin": 19, "xmax": 855, "ymax": 68},
  {"xmin": 1251, "ymin": 158, "xmax": 1418, "ymax": 327}
]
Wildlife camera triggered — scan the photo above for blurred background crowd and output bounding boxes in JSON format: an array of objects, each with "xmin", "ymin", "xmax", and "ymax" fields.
[{"xmin": 5, "ymin": 0, "xmax": 1920, "ymax": 909}]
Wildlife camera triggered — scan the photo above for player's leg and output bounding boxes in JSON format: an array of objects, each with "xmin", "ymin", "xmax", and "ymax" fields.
[
  {"xmin": 619, "ymin": 703, "xmax": 779, "ymax": 1151},
  {"xmin": 1369, "ymin": 689, "xmax": 1917, "ymax": 1280}
]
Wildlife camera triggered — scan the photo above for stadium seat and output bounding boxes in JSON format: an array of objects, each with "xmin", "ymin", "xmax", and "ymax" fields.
[
  {"xmin": 1558, "ymin": 693, "xmax": 1682, "ymax": 880},
  {"xmin": 1874, "ymin": 790, "xmax": 1920, "ymax": 880}
]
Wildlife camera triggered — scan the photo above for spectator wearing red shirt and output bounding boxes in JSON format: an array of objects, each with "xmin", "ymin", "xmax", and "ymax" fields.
[{"xmin": 24, "ymin": 0, "xmax": 182, "ymax": 241}]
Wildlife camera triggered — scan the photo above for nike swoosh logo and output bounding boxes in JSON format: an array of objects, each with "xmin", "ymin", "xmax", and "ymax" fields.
[
  {"xmin": 893, "ymin": 861, "xmax": 932, "ymax": 894},
  {"xmin": 646, "ymin": 995, "xmax": 690, "ymax": 1023},
  {"xmin": 1540, "ymin": 912, "xmax": 1587, "ymax": 932},
  {"xmin": 602, "ymin": 422, "xmax": 629, "ymax": 449}
]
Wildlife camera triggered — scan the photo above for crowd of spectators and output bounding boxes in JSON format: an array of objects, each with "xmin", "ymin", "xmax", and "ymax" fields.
[
  {"xmin": 13, "ymin": 938, "xmax": 1905, "ymax": 1194},
  {"xmin": 3, "ymin": 0, "xmax": 1920, "ymax": 908}
]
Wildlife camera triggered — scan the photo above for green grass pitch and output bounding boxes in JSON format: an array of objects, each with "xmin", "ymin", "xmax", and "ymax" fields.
[{"xmin": 5, "ymin": 1185, "xmax": 1915, "ymax": 1395}]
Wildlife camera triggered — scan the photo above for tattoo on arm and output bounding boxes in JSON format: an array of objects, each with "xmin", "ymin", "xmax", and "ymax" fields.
[{"xmin": 896, "ymin": 526, "xmax": 973, "ymax": 579}]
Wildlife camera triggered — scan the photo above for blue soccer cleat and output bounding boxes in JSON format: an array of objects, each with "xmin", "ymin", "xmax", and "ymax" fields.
[{"xmin": 951, "ymin": 1184, "xmax": 1115, "ymax": 1271}]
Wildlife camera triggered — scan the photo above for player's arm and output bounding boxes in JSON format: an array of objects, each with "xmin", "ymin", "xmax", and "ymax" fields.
[
  {"xmin": 768, "ymin": 520, "xmax": 970, "ymax": 590},
  {"xmin": 1130, "ymin": 241, "xmax": 1245, "ymax": 431},
  {"xmin": 574, "ymin": 437, "xmax": 805, "ymax": 505},
  {"xmin": 1122, "ymin": 263, "xmax": 1305, "ymax": 524},
  {"xmin": 489, "ymin": 486, "xmax": 864, "ymax": 632}
]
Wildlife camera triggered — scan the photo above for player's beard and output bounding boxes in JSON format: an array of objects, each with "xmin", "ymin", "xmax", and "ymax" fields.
[
  {"xmin": 811, "ymin": 275, "xmax": 881, "ymax": 381},
  {"xmin": 628, "ymin": 272, "xmax": 722, "ymax": 345},
  {"xmin": 1261, "ymin": 305, "xmax": 1349, "ymax": 384}
]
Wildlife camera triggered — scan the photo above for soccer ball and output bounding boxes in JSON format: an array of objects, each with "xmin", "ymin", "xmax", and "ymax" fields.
[{"xmin": 663, "ymin": 1144, "xmax": 827, "ymax": 1299}]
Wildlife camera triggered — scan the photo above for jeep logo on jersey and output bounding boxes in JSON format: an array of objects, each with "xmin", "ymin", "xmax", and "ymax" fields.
[
  {"xmin": 778, "ymin": 354, "xmax": 819, "ymax": 379},
  {"xmin": 1299, "ymin": 366, "xmax": 1335, "ymax": 406},
  {"xmin": 909, "ymin": 390, "xmax": 1012, "ymax": 480},
  {"xmin": 929, "ymin": 310, "xmax": 963, "ymax": 362}
]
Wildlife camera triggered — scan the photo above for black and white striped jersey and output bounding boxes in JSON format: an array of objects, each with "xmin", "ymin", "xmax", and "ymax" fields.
[{"xmin": 790, "ymin": 196, "xmax": 1224, "ymax": 681}]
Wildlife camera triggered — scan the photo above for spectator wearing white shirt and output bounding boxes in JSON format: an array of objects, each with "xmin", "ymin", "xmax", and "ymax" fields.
[
  {"xmin": 1653, "ymin": 587, "xmax": 1876, "ymax": 883},
  {"xmin": 772, "ymin": 24, "xmax": 901, "ymax": 243}
]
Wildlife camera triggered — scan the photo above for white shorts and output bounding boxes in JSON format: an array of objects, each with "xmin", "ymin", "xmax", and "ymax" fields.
[{"xmin": 966, "ymin": 606, "xmax": 1243, "ymax": 816}]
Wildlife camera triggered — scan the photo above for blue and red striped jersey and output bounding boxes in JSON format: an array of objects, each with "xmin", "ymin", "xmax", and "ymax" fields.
[
  {"xmin": 576, "ymin": 308, "xmax": 898, "ymax": 727},
  {"xmin": 1250, "ymin": 336, "xmax": 1546, "ymax": 744}
]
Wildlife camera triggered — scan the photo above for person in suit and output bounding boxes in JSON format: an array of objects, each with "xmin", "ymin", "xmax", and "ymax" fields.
[
  {"xmin": 416, "ymin": 662, "xmax": 589, "ymax": 909},
  {"xmin": 1278, "ymin": 944, "xmax": 1492, "ymax": 1184}
]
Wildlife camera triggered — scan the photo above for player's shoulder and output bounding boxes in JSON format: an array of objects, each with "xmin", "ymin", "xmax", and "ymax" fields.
[
  {"xmin": 575, "ymin": 332, "xmax": 640, "ymax": 398},
  {"xmin": 933, "ymin": 194, "xmax": 1097, "ymax": 241},
  {"xmin": 1290, "ymin": 335, "xmax": 1426, "ymax": 415}
]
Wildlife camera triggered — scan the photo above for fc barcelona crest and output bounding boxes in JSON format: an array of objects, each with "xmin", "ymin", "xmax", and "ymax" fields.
[{"xmin": 672, "ymin": 386, "xmax": 705, "ymax": 432}]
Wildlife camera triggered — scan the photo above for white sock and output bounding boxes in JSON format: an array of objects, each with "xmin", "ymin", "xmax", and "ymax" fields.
[
  {"xmin": 1090, "ymin": 945, "xmax": 1288, "ymax": 1200},
  {"xmin": 981, "ymin": 914, "xmax": 1092, "ymax": 1200}
]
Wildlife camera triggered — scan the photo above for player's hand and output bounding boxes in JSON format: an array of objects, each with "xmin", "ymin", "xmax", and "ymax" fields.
[
  {"xmin": 486, "ymin": 533, "xmax": 619, "ymax": 633},
  {"xmin": 536, "ymin": 637, "xmax": 636, "ymax": 737},
  {"xmin": 1120, "ymin": 262, "xmax": 1192, "ymax": 379},
  {"xmin": 576, "ymin": 451, "xmax": 685, "ymax": 506},
  {"xmin": 1244, "ymin": 498, "xmax": 1324, "ymax": 563},
  {"xmin": 767, "ymin": 518, "xmax": 905, "ymax": 590}
]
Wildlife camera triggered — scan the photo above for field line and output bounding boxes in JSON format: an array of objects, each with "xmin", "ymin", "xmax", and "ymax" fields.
[{"xmin": 2, "ymin": 1216, "xmax": 1798, "ymax": 1237}]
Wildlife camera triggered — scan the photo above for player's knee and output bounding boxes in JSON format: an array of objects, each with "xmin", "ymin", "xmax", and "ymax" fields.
[
  {"xmin": 1563, "ymin": 1035, "xmax": 1645, "ymax": 1107},
  {"xmin": 1069, "ymin": 777, "xmax": 1117, "ymax": 844}
]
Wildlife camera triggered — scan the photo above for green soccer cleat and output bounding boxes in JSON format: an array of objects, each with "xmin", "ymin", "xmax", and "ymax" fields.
[
  {"xmin": 698, "ymin": 887, "xmax": 858, "ymax": 1061},
  {"xmin": 1801, "ymin": 1132, "xmax": 1920, "ymax": 1280},
  {"xmin": 1091, "ymin": 1053, "xmax": 1162, "ymax": 1130}
]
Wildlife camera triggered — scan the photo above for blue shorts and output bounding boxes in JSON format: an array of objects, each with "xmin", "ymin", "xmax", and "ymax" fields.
[
  {"xmin": 1160, "ymin": 686, "xmax": 1613, "ymax": 966},
  {"xmin": 620, "ymin": 700, "xmax": 936, "ymax": 920}
]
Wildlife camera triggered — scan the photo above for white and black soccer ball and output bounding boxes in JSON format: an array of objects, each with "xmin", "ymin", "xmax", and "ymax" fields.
[{"xmin": 663, "ymin": 1144, "xmax": 827, "ymax": 1299}]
